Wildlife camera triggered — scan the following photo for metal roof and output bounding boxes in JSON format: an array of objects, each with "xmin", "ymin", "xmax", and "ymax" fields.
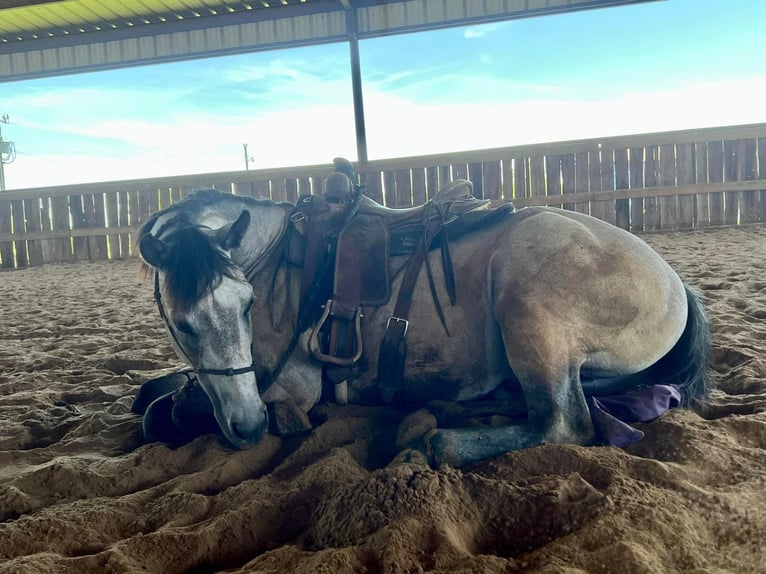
[{"xmin": 0, "ymin": 0, "xmax": 658, "ymax": 82}]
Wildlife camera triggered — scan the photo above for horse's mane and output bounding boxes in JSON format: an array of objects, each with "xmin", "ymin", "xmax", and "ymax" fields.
[{"xmin": 139, "ymin": 211, "xmax": 238, "ymax": 312}]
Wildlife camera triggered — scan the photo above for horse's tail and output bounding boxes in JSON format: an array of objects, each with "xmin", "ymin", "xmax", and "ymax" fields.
[
  {"xmin": 647, "ymin": 283, "xmax": 711, "ymax": 405},
  {"xmin": 582, "ymin": 284, "xmax": 711, "ymax": 405}
]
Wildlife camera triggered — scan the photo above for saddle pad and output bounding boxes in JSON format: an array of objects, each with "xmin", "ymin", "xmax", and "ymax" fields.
[{"xmin": 334, "ymin": 213, "xmax": 391, "ymax": 307}]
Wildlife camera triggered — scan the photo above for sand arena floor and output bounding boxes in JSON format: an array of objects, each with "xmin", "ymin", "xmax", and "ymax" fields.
[{"xmin": 0, "ymin": 224, "xmax": 765, "ymax": 573}]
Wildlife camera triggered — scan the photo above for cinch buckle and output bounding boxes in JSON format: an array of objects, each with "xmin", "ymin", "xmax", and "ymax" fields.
[{"xmin": 386, "ymin": 316, "xmax": 409, "ymax": 337}]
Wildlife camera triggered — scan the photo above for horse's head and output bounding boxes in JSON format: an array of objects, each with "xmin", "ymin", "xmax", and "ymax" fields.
[{"xmin": 139, "ymin": 210, "xmax": 269, "ymax": 449}]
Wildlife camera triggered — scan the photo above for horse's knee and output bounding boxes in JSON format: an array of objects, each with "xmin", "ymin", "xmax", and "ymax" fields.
[{"xmin": 133, "ymin": 371, "xmax": 191, "ymax": 415}]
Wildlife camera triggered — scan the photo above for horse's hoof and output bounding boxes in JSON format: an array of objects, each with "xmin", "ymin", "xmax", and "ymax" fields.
[
  {"xmin": 425, "ymin": 429, "xmax": 465, "ymax": 468},
  {"xmin": 388, "ymin": 447, "xmax": 430, "ymax": 469},
  {"xmin": 395, "ymin": 409, "xmax": 437, "ymax": 451},
  {"xmin": 268, "ymin": 400, "xmax": 312, "ymax": 437}
]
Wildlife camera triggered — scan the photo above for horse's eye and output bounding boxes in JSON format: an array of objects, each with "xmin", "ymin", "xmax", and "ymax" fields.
[{"xmin": 176, "ymin": 320, "xmax": 195, "ymax": 336}]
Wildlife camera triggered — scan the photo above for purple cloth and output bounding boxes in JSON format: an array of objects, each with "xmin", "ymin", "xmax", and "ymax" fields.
[{"xmin": 587, "ymin": 385, "xmax": 682, "ymax": 448}]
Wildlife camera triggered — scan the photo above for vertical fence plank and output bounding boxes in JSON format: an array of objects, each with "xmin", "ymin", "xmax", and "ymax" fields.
[
  {"xmin": 574, "ymin": 152, "xmax": 589, "ymax": 214},
  {"xmin": 297, "ymin": 177, "xmax": 312, "ymax": 197},
  {"xmin": 658, "ymin": 144, "xmax": 677, "ymax": 230},
  {"xmin": 588, "ymin": 150, "xmax": 605, "ymax": 221},
  {"xmin": 105, "ymin": 192, "xmax": 119, "ymax": 259},
  {"xmin": 270, "ymin": 178, "xmax": 287, "ymax": 203},
  {"xmin": 11, "ymin": 200, "xmax": 28, "ymax": 268},
  {"xmin": 23, "ymin": 197, "xmax": 43, "ymax": 266},
  {"xmin": 394, "ymin": 169, "xmax": 412, "ymax": 207},
  {"xmin": 738, "ymin": 139, "xmax": 759, "ymax": 224},
  {"xmin": 425, "ymin": 166, "xmax": 439, "ymax": 202},
  {"xmin": 285, "ymin": 178, "xmax": 299, "ymax": 204},
  {"xmin": 545, "ymin": 155, "xmax": 562, "ymax": 209},
  {"xmin": 91, "ymin": 192, "xmax": 109, "ymax": 260},
  {"xmin": 759, "ymin": 137, "xmax": 766, "ymax": 222},
  {"xmin": 529, "ymin": 155, "xmax": 545, "ymax": 203},
  {"xmin": 560, "ymin": 154, "xmax": 575, "ymax": 211},
  {"xmin": 614, "ymin": 148, "xmax": 630, "ymax": 230},
  {"xmin": 452, "ymin": 162, "xmax": 468, "ymax": 181},
  {"xmin": 694, "ymin": 142, "xmax": 710, "ymax": 227},
  {"xmin": 70, "ymin": 194, "xmax": 90, "ymax": 260},
  {"xmin": 0, "ymin": 200, "xmax": 13, "ymax": 268},
  {"xmin": 512, "ymin": 157, "xmax": 527, "ymax": 201},
  {"xmin": 629, "ymin": 147, "xmax": 644, "ymax": 232},
  {"xmin": 599, "ymin": 148, "xmax": 616, "ymax": 225},
  {"xmin": 644, "ymin": 146, "xmax": 660, "ymax": 231},
  {"xmin": 118, "ymin": 191, "xmax": 130, "ymax": 259},
  {"xmin": 382, "ymin": 171, "xmax": 396, "ymax": 207},
  {"xmin": 723, "ymin": 140, "xmax": 739, "ymax": 225},
  {"xmin": 707, "ymin": 141, "xmax": 724, "ymax": 226},
  {"xmin": 468, "ymin": 162, "xmax": 483, "ymax": 200},
  {"xmin": 437, "ymin": 165, "xmax": 451, "ymax": 190},
  {"xmin": 482, "ymin": 160, "xmax": 502, "ymax": 201},
  {"xmin": 39, "ymin": 198, "xmax": 53, "ymax": 263},
  {"xmin": 51, "ymin": 196, "xmax": 73, "ymax": 261},
  {"xmin": 412, "ymin": 167, "xmax": 427, "ymax": 205},
  {"xmin": 363, "ymin": 171, "xmax": 384, "ymax": 204},
  {"xmin": 676, "ymin": 143, "xmax": 695, "ymax": 229}
]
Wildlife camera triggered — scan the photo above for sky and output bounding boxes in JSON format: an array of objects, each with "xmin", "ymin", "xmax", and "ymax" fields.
[{"xmin": 1, "ymin": 0, "xmax": 765, "ymax": 190}]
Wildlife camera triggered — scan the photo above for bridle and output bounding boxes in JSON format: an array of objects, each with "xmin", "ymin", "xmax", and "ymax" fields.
[
  {"xmin": 153, "ymin": 271, "xmax": 258, "ymax": 378},
  {"xmin": 149, "ymin": 211, "xmax": 299, "ymax": 394}
]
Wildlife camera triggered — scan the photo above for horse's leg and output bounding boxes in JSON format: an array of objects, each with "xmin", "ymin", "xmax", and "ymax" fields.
[
  {"xmin": 268, "ymin": 400, "xmax": 313, "ymax": 437},
  {"xmin": 426, "ymin": 329, "xmax": 596, "ymax": 467}
]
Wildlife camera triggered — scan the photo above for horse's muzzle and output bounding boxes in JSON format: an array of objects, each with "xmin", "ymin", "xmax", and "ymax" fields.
[{"xmin": 219, "ymin": 405, "xmax": 269, "ymax": 449}]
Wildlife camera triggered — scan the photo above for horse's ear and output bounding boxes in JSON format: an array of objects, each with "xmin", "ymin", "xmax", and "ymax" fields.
[
  {"xmin": 139, "ymin": 234, "xmax": 168, "ymax": 268},
  {"xmin": 217, "ymin": 210, "xmax": 250, "ymax": 250}
]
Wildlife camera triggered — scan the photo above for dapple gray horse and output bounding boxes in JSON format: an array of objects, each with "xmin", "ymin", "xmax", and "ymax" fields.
[{"xmin": 134, "ymin": 179, "xmax": 709, "ymax": 467}]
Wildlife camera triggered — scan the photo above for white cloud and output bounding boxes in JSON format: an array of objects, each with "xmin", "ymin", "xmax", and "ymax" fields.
[
  {"xmin": 4, "ymin": 74, "xmax": 765, "ymax": 190},
  {"xmin": 463, "ymin": 21, "xmax": 512, "ymax": 39}
]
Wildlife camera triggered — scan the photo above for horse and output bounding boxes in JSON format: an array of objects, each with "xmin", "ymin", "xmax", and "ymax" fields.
[{"xmin": 133, "ymin": 168, "xmax": 710, "ymax": 467}]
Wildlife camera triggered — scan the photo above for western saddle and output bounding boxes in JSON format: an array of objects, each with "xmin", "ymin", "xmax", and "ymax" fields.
[{"xmin": 286, "ymin": 158, "xmax": 515, "ymax": 404}]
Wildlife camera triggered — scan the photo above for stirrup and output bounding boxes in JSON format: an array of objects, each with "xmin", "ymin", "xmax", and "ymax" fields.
[{"xmin": 308, "ymin": 299, "xmax": 364, "ymax": 366}]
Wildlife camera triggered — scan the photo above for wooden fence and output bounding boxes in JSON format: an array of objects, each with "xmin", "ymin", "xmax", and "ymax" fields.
[{"xmin": 1, "ymin": 122, "xmax": 765, "ymax": 270}]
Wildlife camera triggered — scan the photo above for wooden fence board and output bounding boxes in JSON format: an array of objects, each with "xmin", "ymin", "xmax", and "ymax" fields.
[
  {"xmin": 285, "ymin": 178, "xmax": 299, "ymax": 204},
  {"xmin": 270, "ymin": 179, "xmax": 287, "ymax": 203},
  {"xmin": 394, "ymin": 169, "xmax": 412, "ymax": 207},
  {"xmin": 481, "ymin": 160, "xmax": 501, "ymax": 201},
  {"xmin": 560, "ymin": 154, "xmax": 575, "ymax": 211},
  {"xmin": 644, "ymin": 146, "xmax": 660, "ymax": 231},
  {"xmin": 658, "ymin": 144, "xmax": 677, "ymax": 230},
  {"xmin": 529, "ymin": 155, "xmax": 545, "ymax": 202},
  {"xmin": 70, "ymin": 195, "xmax": 89, "ymax": 260},
  {"xmin": 412, "ymin": 167, "xmax": 427, "ymax": 205},
  {"xmin": 588, "ymin": 150, "xmax": 605, "ymax": 221},
  {"xmin": 512, "ymin": 157, "xmax": 527, "ymax": 200},
  {"xmin": 117, "ymin": 190, "xmax": 130, "ymax": 258},
  {"xmin": 545, "ymin": 155, "xmax": 562, "ymax": 209},
  {"xmin": 614, "ymin": 148, "xmax": 630, "ymax": 230},
  {"xmin": 468, "ymin": 162, "xmax": 484, "ymax": 200},
  {"xmin": 629, "ymin": 147, "xmax": 644, "ymax": 232},
  {"xmin": 105, "ymin": 192, "xmax": 119, "ymax": 259},
  {"xmin": 574, "ymin": 152, "xmax": 589, "ymax": 214},
  {"xmin": 707, "ymin": 140, "xmax": 724, "ymax": 225},
  {"xmin": 10, "ymin": 200, "xmax": 28, "ymax": 268},
  {"xmin": 425, "ymin": 167, "xmax": 438, "ymax": 201},
  {"xmin": 723, "ymin": 139, "xmax": 739, "ymax": 225},
  {"xmin": 297, "ymin": 177, "xmax": 312, "ymax": 198},
  {"xmin": 363, "ymin": 171, "xmax": 384, "ymax": 204},
  {"xmin": 23, "ymin": 197, "xmax": 43, "ymax": 266},
  {"xmin": 694, "ymin": 142, "xmax": 710, "ymax": 227},
  {"xmin": 452, "ymin": 163, "xmax": 468, "ymax": 181},
  {"xmin": 382, "ymin": 171, "xmax": 396, "ymax": 207},
  {"xmin": 738, "ymin": 138, "xmax": 759, "ymax": 224},
  {"xmin": 676, "ymin": 143, "xmax": 695, "ymax": 229},
  {"xmin": 90, "ymin": 192, "xmax": 109, "ymax": 260},
  {"xmin": 51, "ymin": 196, "xmax": 73, "ymax": 261},
  {"xmin": 599, "ymin": 148, "xmax": 617, "ymax": 226},
  {"xmin": 759, "ymin": 137, "xmax": 766, "ymax": 222},
  {"xmin": 438, "ymin": 165, "xmax": 451, "ymax": 189},
  {"xmin": 0, "ymin": 200, "xmax": 13, "ymax": 268},
  {"xmin": 39, "ymin": 198, "xmax": 53, "ymax": 263}
]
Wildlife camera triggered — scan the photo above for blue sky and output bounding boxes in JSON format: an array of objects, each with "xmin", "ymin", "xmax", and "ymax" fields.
[{"xmin": 1, "ymin": 0, "xmax": 765, "ymax": 189}]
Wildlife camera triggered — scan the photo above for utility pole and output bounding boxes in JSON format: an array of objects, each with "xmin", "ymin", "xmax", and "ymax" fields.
[{"xmin": 242, "ymin": 143, "xmax": 254, "ymax": 170}]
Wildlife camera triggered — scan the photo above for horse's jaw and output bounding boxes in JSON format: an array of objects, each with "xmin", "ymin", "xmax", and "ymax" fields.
[{"xmin": 197, "ymin": 372, "xmax": 269, "ymax": 449}]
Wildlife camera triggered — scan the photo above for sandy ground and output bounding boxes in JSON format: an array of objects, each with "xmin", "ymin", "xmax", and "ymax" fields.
[{"xmin": 0, "ymin": 224, "xmax": 765, "ymax": 573}]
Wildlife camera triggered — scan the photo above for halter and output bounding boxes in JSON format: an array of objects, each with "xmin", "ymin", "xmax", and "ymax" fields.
[
  {"xmin": 153, "ymin": 270, "xmax": 258, "ymax": 378},
  {"xmin": 150, "ymin": 211, "xmax": 298, "ymax": 395}
]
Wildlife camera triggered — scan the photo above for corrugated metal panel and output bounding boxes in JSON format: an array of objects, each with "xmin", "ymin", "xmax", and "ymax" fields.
[{"xmin": 0, "ymin": 0, "xmax": 659, "ymax": 82}]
